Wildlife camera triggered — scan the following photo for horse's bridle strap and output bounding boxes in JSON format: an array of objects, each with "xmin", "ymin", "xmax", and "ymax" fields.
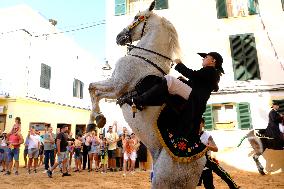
[
  {"xmin": 130, "ymin": 54, "xmax": 166, "ymax": 76},
  {"xmin": 126, "ymin": 44, "xmax": 172, "ymax": 62}
]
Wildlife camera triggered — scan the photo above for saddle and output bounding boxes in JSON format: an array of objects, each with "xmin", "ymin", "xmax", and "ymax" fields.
[
  {"xmin": 117, "ymin": 75, "xmax": 207, "ymax": 162},
  {"xmin": 255, "ymin": 129, "xmax": 284, "ymax": 150}
]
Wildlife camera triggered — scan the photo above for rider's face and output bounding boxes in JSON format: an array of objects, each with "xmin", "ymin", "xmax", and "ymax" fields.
[
  {"xmin": 202, "ymin": 55, "xmax": 216, "ymax": 67},
  {"xmin": 273, "ymin": 105, "xmax": 279, "ymax": 110}
]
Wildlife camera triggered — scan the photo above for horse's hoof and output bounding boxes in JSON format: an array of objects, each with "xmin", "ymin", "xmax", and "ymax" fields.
[
  {"xmin": 86, "ymin": 123, "xmax": 97, "ymax": 132},
  {"xmin": 96, "ymin": 114, "xmax": 106, "ymax": 128},
  {"xmin": 259, "ymin": 169, "xmax": 266, "ymax": 175}
]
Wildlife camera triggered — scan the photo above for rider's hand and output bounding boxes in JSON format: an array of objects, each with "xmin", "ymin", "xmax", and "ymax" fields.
[{"xmin": 174, "ymin": 59, "xmax": 182, "ymax": 64}]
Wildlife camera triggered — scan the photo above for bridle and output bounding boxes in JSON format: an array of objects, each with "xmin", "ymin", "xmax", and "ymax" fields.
[{"xmin": 125, "ymin": 14, "xmax": 174, "ymax": 75}]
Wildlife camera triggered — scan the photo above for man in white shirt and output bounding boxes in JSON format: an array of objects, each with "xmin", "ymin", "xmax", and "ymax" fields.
[
  {"xmin": 27, "ymin": 127, "xmax": 41, "ymax": 174},
  {"xmin": 198, "ymin": 118, "xmax": 240, "ymax": 189}
]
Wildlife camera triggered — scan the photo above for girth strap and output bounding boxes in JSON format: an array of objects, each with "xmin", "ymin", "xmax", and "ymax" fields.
[{"xmin": 130, "ymin": 54, "xmax": 167, "ymax": 76}]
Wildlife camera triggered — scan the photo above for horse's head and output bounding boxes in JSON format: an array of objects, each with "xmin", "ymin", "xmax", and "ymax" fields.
[{"xmin": 116, "ymin": 1, "xmax": 156, "ymax": 46}]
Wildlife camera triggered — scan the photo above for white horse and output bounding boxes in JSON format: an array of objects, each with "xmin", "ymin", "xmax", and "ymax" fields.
[{"xmin": 88, "ymin": 2, "xmax": 206, "ymax": 188}]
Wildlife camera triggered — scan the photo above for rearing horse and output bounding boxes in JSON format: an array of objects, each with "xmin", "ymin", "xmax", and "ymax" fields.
[{"xmin": 88, "ymin": 2, "xmax": 206, "ymax": 188}]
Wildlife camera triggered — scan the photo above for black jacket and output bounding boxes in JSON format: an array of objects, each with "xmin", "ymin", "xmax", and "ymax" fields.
[
  {"xmin": 265, "ymin": 109, "xmax": 283, "ymax": 140},
  {"xmin": 174, "ymin": 63, "xmax": 220, "ymax": 135}
]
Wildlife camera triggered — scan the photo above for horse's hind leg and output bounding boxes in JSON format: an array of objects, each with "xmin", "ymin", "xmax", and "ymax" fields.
[{"xmin": 253, "ymin": 154, "xmax": 265, "ymax": 175}]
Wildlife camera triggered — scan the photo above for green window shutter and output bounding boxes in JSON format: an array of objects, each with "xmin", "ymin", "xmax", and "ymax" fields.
[
  {"xmin": 40, "ymin": 64, "xmax": 51, "ymax": 89},
  {"xmin": 229, "ymin": 33, "xmax": 260, "ymax": 81},
  {"xmin": 115, "ymin": 0, "xmax": 126, "ymax": 16},
  {"xmin": 216, "ymin": 0, "xmax": 228, "ymax": 19},
  {"xmin": 73, "ymin": 79, "xmax": 77, "ymax": 97},
  {"xmin": 248, "ymin": 0, "xmax": 258, "ymax": 15},
  {"xmin": 282, "ymin": 0, "xmax": 284, "ymax": 11},
  {"xmin": 40, "ymin": 64, "xmax": 45, "ymax": 88},
  {"xmin": 155, "ymin": 0, "xmax": 168, "ymax": 10},
  {"xmin": 272, "ymin": 99, "xmax": 284, "ymax": 114},
  {"xmin": 237, "ymin": 102, "xmax": 252, "ymax": 129},
  {"xmin": 203, "ymin": 105, "xmax": 214, "ymax": 130},
  {"xmin": 80, "ymin": 81, "xmax": 84, "ymax": 99},
  {"xmin": 46, "ymin": 65, "xmax": 51, "ymax": 89}
]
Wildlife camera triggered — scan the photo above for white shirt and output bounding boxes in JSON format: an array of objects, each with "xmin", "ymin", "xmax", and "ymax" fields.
[
  {"xmin": 27, "ymin": 134, "xmax": 41, "ymax": 149},
  {"xmin": 106, "ymin": 132, "xmax": 118, "ymax": 150}
]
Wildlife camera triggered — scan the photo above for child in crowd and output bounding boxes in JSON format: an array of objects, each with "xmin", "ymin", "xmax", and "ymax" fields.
[
  {"xmin": 122, "ymin": 135, "xmax": 136, "ymax": 176},
  {"xmin": 74, "ymin": 134, "xmax": 83, "ymax": 172},
  {"xmin": 100, "ymin": 137, "xmax": 108, "ymax": 173},
  {"xmin": 9, "ymin": 117, "xmax": 21, "ymax": 135}
]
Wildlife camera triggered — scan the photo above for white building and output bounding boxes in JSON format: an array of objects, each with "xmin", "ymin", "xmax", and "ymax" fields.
[
  {"xmin": 0, "ymin": 5, "xmax": 104, "ymax": 137},
  {"xmin": 105, "ymin": 0, "xmax": 284, "ymax": 172}
]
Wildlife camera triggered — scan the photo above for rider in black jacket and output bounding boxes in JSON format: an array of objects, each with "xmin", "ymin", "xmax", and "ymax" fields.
[
  {"xmin": 124, "ymin": 52, "xmax": 224, "ymax": 136},
  {"xmin": 265, "ymin": 102, "xmax": 284, "ymax": 141}
]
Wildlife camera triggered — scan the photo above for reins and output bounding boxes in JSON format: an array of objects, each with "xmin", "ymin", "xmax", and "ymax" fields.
[
  {"xmin": 130, "ymin": 54, "xmax": 167, "ymax": 75},
  {"xmin": 126, "ymin": 44, "xmax": 172, "ymax": 62}
]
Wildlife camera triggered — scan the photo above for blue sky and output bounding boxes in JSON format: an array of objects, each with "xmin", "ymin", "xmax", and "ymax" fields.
[{"xmin": 0, "ymin": 0, "xmax": 106, "ymax": 63}]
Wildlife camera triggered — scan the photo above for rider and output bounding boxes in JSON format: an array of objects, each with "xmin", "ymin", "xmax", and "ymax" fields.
[
  {"xmin": 123, "ymin": 52, "xmax": 224, "ymax": 137},
  {"xmin": 265, "ymin": 101, "xmax": 284, "ymax": 142}
]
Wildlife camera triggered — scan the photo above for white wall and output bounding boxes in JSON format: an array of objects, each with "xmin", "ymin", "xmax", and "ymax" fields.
[{"xmin": 0, "ymin": 5, "xmax": 101, "ymax": 109}]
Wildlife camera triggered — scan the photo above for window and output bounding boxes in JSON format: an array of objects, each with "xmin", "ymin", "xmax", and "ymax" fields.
[
  {"xmin": 216, "ymin": 0, "xmax": 258, "ymax": 19},
  {"xmin": 73, "ymin": 79, "xmax": 84, "ymax": 99},
  {"xmin": 40, "ymin": 63, "xmax": 51, "ymax": 89},
  {"xmin": 155, "ymin": 0, "xmax": 168, "ymax": 10},
  {"xmin": 115, "ymin": 0, "xmax": 168, "ymax": 16},
  {"xmin": 203, "ymin": 103, "xmax": 251, "ymax": 130},
  {"xmin": 229, "ymin": 33, "xmax": 260, "ymax": 81},
  {"xmin": 236, "ymin": 102, "xmax": 252, "ymax": 129},
  {"xmin": 115, "ymin": 0, "xmax": 126, "ymax": 16},
  {"xmin": 282, "ymin": 0, "xmax": 284, "ymax": 11},
  {"xmin": 203, "ymin": 105, "xmax": 214, "ymax": 130}
]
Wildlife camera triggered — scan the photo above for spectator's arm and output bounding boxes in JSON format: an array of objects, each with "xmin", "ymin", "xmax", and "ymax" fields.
[{"xmin": 207, "ymin": 136, "xmax": 218, "ymax": 152}]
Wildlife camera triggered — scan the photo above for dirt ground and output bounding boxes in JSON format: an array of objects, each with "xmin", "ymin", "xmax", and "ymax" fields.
[{"xmin": 0, "ymin": 162, "xmax": 283, "ymax": 189}]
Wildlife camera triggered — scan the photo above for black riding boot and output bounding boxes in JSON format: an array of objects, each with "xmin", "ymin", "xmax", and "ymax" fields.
[{"xmin": 133, "ymin": 78, "xmax": 169, "ymax": 107}]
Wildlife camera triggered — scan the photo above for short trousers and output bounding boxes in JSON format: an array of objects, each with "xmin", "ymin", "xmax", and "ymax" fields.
[
  {"xmin": 57, "ymin": 151, "xmax": 68, "ymax": 163},
  {"xmin": 100, "ymin": 155, "xmax": 108, "ymax": 165},
  {"xmin": 108, "ymin": 150, "xmax": 115, "ymax": 159},
  {"xmin": 0, "ymin": 148, "xmax": 8, "ymax": 162},
  {"xmin": 124, "ymin": 151, "xmax": 136, "ymax": 161},
  {"xmin": 28, "ymin": 148, "xmax": 39, "ymax": 158},
  {"xmin": 88, "ymin": 145, "xmax": 100, "ymax": 154},
  {"xmin": 7, "ymin": 148, "xmax": 20, "ymax": 162}
]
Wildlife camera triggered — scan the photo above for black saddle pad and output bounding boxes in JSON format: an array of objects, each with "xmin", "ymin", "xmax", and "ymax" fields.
[{"xmin": 155, "ymin": 95, "xmax": 207, "ymax": 163}]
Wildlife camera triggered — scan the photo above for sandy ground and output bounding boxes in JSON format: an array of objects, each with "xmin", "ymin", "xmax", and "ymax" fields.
[{"xmin": 0, "ymin": 162, "xmax": 284, "ymax": 189}]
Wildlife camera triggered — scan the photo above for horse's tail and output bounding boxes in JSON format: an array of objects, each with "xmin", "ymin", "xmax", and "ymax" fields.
[{"xmin": 237, "ymin": 135, "xmax": 247, "ymax": 147}]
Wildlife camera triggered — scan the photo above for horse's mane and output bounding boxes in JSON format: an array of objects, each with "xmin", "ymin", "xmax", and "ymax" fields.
[{"xmin": 159, "ymin": 16, "xmax": 182, "ymax": 59}]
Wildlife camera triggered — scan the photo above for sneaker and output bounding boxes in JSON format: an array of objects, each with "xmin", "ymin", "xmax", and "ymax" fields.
[
  {"xmin": 34, "ymin": 169, "xmax": 37, "ymax": 173},
  {"xmin": 4, "ymin": 171, "xmax": 11, "ymax": 175},
  {"xmin": 62, "ymin": 172, "xmax": 71, "ymax": 177},
  {"xmin": 1, "ymin": 169, "xmax": 5, "ymax": 172},
  {"xmin": 15, "ymin": 171, "xmax": 19, "ymax": 175},
  {"xmin": 28, "ymin": 169, "xmax": 31, "ymax": 174},
  {"xmin": 47, "ymin": 170, "xmax": 52, "ymax": 178},
  {"xmin": 42, "ymin": 170, "xmax": 48, "ymax": 173},
  {"xmin": 123, "ymin": 173, "xmax": 126, "ymax": 177}
]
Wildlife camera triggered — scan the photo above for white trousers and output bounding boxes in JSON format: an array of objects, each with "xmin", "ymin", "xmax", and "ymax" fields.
[{"xmin": 165, "ymin": 75, "xmax": 192, "ymax": 100}]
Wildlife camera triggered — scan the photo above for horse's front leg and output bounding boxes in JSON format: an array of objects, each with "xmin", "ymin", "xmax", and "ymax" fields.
[
  {"xmin": 88, "ymin": 79, "xmax": 115, "ymax": 128},
  {"xmin": 89, "ymin": 78, "xmax": 120, "ymax": 128}
]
